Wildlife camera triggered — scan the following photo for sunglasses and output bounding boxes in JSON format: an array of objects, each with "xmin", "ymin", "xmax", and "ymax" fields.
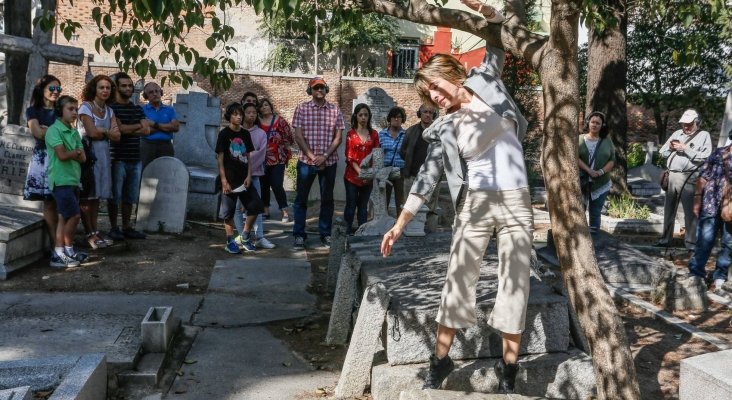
[
  {"xmin": 312, "ymin": 86, "xmax": 326, "ymax": 91},
  {"xmin": 48, "ymin": 86, "xmax": 63, "ymax": 93}
]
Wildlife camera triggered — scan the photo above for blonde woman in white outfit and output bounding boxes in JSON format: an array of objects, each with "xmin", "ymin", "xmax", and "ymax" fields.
[{"xmin": 381, "ymin": 1, "xmax": 531, "ymax": 393}]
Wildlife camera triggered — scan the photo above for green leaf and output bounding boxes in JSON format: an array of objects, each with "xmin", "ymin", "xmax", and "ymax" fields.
[
  {"xmin": 103, "ymin": 14, "xmax": 112, "ymax": 30},
  {"xmin": 143, "ymin": 32, "xmax": 152, "ymax": 46},
  {"xmin": 135, "ymin": 59, "xmax": 149, "ymax": 77},
  {"xmin": 94, "ymin": 37, "xmax": 101, "ymax": 54},
  {"xmin": 101, "ymin": 36, "xmax": 114, "ymax": 52},
  {"xmin": 205, "ymin": 37, "xmax": 217, "ymax": 50},
  {"xmin": 158, "ymin": 50, "xmax": 168, "ymax": 66},
  {"xmin": 184, "ymin": 51, "xmax": 193, "ymax": 65},
  {"xmin": 253, "ymin": 0, "xmax": 265, "ymax": 14},
  {"xmin": 150, "ymin": 62, "xmax": 158, "ymax": 78}
]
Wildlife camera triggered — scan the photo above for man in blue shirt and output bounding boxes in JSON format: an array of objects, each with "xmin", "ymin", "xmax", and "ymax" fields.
[{"xmin": 141, "ymin": 82, "xmax": 180, "ymax": 169}]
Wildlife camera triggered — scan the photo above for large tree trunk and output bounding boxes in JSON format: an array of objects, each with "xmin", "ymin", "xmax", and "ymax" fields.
[
  {"xmin": 3, "ymin": 1, "xmax": 32, "ymax": 125},
  {"xmin": 585, "ymin": 0, "xmax": 628, "ymax": 193},
  {"xmin": 541, "ymin": 0, "xmax": 640, "ymax": 398}
]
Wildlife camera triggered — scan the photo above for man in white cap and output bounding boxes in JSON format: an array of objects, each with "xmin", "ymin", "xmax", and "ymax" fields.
[
  {"xmin": 656, "ymin": 109, "xmax": 711, "ymax": 250},
  {"xmin": 291, "ymin": 77, "xmax": 345, "ymax": 249}
]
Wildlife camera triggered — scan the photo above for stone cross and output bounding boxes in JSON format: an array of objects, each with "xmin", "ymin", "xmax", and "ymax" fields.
[
  {"xmin": 0, "ymin": 15, "xmax": 85, "ymax": 124},
  {"xmin": 643, "ymin": 142, "xmax": 656, "ymax": 165},
  {"xmin": 354, "ymin": 148, "xmax": 399, "ymax": 235},
  {"xmin": 172, "ymin": 87, "xmax": 222, "ymax": 170}
]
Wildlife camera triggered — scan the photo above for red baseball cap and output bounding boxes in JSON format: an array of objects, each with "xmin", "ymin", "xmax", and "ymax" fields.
[{"xmin": 309, "ymin": 77, "xmax": 327, "ymax": 88}]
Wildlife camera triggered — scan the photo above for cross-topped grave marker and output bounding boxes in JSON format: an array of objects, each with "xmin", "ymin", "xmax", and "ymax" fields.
[
  {"xmin": 355, "ymin": 148, "xmax": 399, "ymax": 235},
  {"xmin": 0, "ymin": 15, "xmax": 84, "ymax": 124}
]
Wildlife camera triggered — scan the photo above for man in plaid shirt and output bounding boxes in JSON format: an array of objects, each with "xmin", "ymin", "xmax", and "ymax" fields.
[{"xmin": 291, "ymin": 77, "xmax": 345, "ymax": 249}]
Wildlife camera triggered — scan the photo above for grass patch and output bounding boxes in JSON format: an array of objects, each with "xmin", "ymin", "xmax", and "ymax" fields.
[{"xmin": 606, "ymin": 193, "xmax": 651, "ymax": 220}]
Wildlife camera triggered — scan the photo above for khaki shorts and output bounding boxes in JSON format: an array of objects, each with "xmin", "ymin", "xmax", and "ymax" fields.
[{"xmin": 436, "ymin": 187, "xmax": 533, "ymax": 334}]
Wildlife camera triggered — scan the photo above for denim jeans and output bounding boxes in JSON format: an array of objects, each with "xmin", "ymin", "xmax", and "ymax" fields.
[
  {"xmin": 234, "ymin": 177, "xmax": 264, "ymax": 239},
  {"xmin": 587, "ymin": 191, "xmax": 609, "ymax": 230},
  {"xmin": 688, "ymin": 214, "xmax": 732, "ymax": 281},
  {"xmin": 260, "ymin": 163, "xmax": 288, "ymax": 210},
  {"xmin": 111, "ymin": 160, "xmax": 142, "ymax": 204},
  {"xmin": 293, "ymin": 161, "xmax": 337, "ymax": 239},
  {"xmin": 343, "ymin": 179, "xmax": 373, "ymax": 233}
]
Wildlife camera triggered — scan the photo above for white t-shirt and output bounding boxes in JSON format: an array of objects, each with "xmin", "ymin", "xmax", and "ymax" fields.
[{"xmin": 454, "ymin": 95, "xmax": 528, "ymax": 190}]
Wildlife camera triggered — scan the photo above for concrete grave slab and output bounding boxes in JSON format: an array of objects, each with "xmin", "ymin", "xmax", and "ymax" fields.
[
  {"xmin": 0, "ymin": 354, "xmax": 106, "ymax": 400},
  {"xmin": 0, "ymin": 292, "xmax": 202, "ymax": 369},
  {"xmin": 347, "ymin": 235, "xmax": 569, "ymax": 364},
  {"xmin": 0, "ymin": 386, "xmax": 31, "ymax": 400},
  {"xmin": 137, "ymin": 157, "xmax": 189, "ymax": 233},
  {"xmin": 0, "ymin": 125, "xmax": 41, "ymax": 210},
  {"xmin": 371, "ymin": 350, "xmax": 595, "ymax": 400},
  {"xmin": 538, "ymin": 230, "xmax": 670, "ymax": 285},
  {"xmin": 168, "ymin": 327, "xmax": 337, "ymax": 399},
  {"xmin": 0, "ymin": 206, "xmax": 50, "ymax": 280},
  {"xmin": 193, "ymin": 258, "xmax": 315, "ymax": 326},
  {"xmin": 680, "ymin": 349, "xmax": 732, "ymax": 400}
]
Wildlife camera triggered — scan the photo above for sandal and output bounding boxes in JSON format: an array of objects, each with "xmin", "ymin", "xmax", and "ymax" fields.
[{"xmin": 87, "ymin": 233, "xmax": 107, "ymax": 249}]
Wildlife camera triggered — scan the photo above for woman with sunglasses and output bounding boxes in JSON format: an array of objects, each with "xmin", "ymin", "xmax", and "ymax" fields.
[
  {"xmin": 24, "ymin": 75, "xmax": 63, "ymax": 251},
  {"xmin": 381, "ymin": 1, "xmax": 530, "ymax": 393}
]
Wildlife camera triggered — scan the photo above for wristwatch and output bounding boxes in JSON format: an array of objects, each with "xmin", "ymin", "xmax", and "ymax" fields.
[{"xmin": 322, "ymin": 152, "xmax": 329, "ymax": 157}]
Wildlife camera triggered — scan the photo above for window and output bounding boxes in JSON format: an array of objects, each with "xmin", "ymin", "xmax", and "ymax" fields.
[{"xmin": 391, "ymin": 40, "xmax": 419, "ymax": 78}]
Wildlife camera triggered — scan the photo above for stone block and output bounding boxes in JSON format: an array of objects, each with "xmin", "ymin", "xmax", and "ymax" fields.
[
  {"xmin": 371, "ymin": 350, "xmax": 595, "ymax": 400},
  {"xmin": 50, "ymin": 354, "xmax": 107, "ymax": 400},
  {"xmin": 137, "ymin": 157, "xmax": 189, "ymax": 234},
  {"xmin": 327, "ymin": 223, "xmax": 348, "ymax": 293},
  {"xmin": 186, "ymin": 192, "xmax": 219, "ymax": 221},
  {"xmin": 141, "ymin": 306, "xmax": 178, "ymax": 353},
  {"xmin": 0, "ymin": 386, "xmax": 31, "ymax": 400},
  {"xmin": 400, "ymin": 389, "xmax": 543, "ymax": 400},
  {"xmin": 326, "ymin": 252, "xmax": 361, "ymax": 345},
  {"xmin": 403, "ymin": 205, "xmax": 427, "ymax": 237},
  {"xmin": 0, "ymin": 354, "xmax": 106, "ymax": 400},
  {"xmin": 117, "ymin": 353, "xmax": 166, "ymax": 387},
  {"xmin": 335, "ymin": 283, "xmax": 390, "ymax": 399},
  {"xmin": 358, "ymin": 254, "xmax": 569, "ymax": 365},
  {"xmin": 601, "ymin": 213, "xmax": 664, "ymax": 235},
  {"xmin": 187, "ymin": 166, "xmax": 218, "ymax": 194},
  {"xmin": 680, "ymin": 349, "xmax": 732, "ymax": 400},
  {"xmin": 0, "ymin": 206, "xmax": 50, "ymax": 280}
]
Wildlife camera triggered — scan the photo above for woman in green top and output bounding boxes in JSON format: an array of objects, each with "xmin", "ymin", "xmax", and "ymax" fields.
[{"xmin": 578, "ymin": 111, "xmax": 615, "ymax": 232}]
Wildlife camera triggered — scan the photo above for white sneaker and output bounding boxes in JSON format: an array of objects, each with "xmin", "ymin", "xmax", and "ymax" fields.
[
  {"xmin": 281, "ymin": 214, "xmax": 290, "ymax": 223},
  {"xmin": 255, "ymin": 237, "xmax": 276, "ymax": 249},
  {"xmin": 715, "ymin": 279, "xmax": 726, "ymax": 290}
]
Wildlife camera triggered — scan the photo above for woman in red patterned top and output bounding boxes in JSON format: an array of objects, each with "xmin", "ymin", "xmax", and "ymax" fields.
[
  {"xmin": 344, "ymin": 103, "xmax": 380, "ymax": 234},
  {"xmin": 258, "ymin": 98, "xmax": 295, "ymax": 222}
]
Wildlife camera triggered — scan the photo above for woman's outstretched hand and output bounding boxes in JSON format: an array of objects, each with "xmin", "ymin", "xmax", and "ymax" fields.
[{"xmin": 381, "ymin": 225, "xmax": 404, "ymax": 257}]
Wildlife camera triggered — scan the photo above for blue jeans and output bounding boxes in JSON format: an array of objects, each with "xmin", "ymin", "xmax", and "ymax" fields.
[
  {"xmin": 688, "ymin": 214, "xmax": 732, "ymax": 281},
  {"xmin": 344, "ymin": 179, "xmax": 373, "ymax": 233},
  {"xmin": 234, "ymin": 177, "xmax": 264, "ymax": 239},
  {"xmin": 587, "ymin": 191, "xmax": 609, "ymax": 230},
  {"xmin": 111, "ymin": 160, "xmax": 142, "ymax": 204},
  {"xmin": 293, "ymin": 161, "xmax": 337, "ymax": 239}
]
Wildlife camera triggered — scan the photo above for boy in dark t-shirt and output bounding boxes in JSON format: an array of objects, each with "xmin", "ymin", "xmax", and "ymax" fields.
[{"xmin": 216, "ymin": 102, "xmax": 265, "ymax": 254}]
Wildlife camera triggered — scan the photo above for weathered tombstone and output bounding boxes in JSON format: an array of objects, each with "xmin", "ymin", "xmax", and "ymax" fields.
[
  {"xmin": 627, "ymin": 141, "xmax": 663, "ymax": 196},
  {"xmin": 355, "ymin": 148, "xmax": 397, "ymax": 236},
  {"xmin": 137, "ymin": 157, "xmax": 189, "ymax": 233},
  {"xmin": 172, "ymin": 86, "xmax": 222, "ymax": 219},
  {"xmin": 353, "ymin": 87, "xmax": 396, "ymax": 129},
  {"xmin": 0, "ymin": 125, "xmax": 51, "ymax": 279}
]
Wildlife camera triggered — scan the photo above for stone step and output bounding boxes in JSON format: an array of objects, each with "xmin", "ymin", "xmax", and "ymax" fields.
[
  {"xmin": 352, "ymin": 236, "xmax": 570, "ymax": 365},
  {"xmin": 0, "ymin": 354, "xmax": 107, "ymax": 400},
  {"xmin": 0, "ymin": 386, "xmax": 31, "ymax": 400},
  {"xmin": 371, "ymin": 350, "xmax": 595, "ymax": 400},
  {"xmin": 400, "ymin": 389, "xmax": 545, "ymax": 400},
  {"xmin": 680, "ymin": 349, "xmax": 732, "ymax": 400},
  {"xmin": 117, "ymin": 353, "xmax": 166, "ymax": 387}
]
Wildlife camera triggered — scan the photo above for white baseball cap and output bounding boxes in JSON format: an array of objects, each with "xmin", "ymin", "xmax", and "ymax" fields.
[{"xmin": 679, "ymin": 109, "xmax": 699, "ymax": 123}]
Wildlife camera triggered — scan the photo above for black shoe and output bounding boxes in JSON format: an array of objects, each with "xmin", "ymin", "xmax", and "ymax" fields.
[
  {"xmin": 422, "ymin": 354, "xmax": 454, "ymax": 390},
  {"xmin": 494, "ymin": 358, "xmax": 519, "ymax": 394},
  {"xmin": 107, "ymin": 227, "xmax": 126, "ymax": 241},
  {"xmin": 123, "ymin": 228, "xmax": 147, "ymax": 239}
]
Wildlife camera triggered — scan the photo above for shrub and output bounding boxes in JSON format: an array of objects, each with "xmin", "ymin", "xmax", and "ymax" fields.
[
  {"xmin": 606, "ymin": 193, "xmax": 651, "ymax": 220},
  {"xmin": 627, "ymin": 143, "xmax": 646, "ymax": 169}
]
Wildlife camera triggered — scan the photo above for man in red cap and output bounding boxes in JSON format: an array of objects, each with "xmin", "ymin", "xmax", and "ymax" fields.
[{"xmin": 291, "ymin": 77, "xmax": 345, "ymax": 249}]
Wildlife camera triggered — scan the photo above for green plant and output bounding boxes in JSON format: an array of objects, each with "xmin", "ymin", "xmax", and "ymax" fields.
[
  {"xmin": 652, "ymin": 152, "xmax": 666, "ymax": 168},
  {"xmin": 263, "ymin": 44, "xmax": 300, "ymax": 72},
  {"xmin": 285, "ymin": 156, "xmax": 298, "ymax": 185},
  {"xmin": 606, "ymin": 193, "xmax": 651, "ymax": 219},
  {"xmin": 626, "ymin": 143, "xmax": 646, "ymax": 169}
]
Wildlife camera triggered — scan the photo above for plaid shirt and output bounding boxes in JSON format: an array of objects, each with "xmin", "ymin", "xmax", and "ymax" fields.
[
  {"xmin": 699, "ymin": 146, "xmax": 732, "ymax": 217},
  {"xmin": 379, "ymin": 127, "xmax": 406, "ymax": 168},
  {"xmin": 292, "ymin": 100, "xmax": 345, "ymax": 166}
]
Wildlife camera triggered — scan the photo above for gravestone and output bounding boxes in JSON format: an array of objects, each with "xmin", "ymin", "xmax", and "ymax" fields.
[
  {"xmin": 355, "ymin": 148, "xmax": 397, "ymax": 236},
  {"xmin": 137, "ymin": 157, "xmax": 189, "ymax": 233},
  {"xmin": 353, "ymin": 87, "xmax": 396, "ymax": 129},
  {"xmin": 0, "ymin": 124, "xmax": 50, "ymax": 280},
  {"xmin": 172, "ymin": 86, "xmax": 222, "ymax": 219},
  {"xmin": 627, "ymin": 141, "xmax": 662, "ymax": 196}
]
